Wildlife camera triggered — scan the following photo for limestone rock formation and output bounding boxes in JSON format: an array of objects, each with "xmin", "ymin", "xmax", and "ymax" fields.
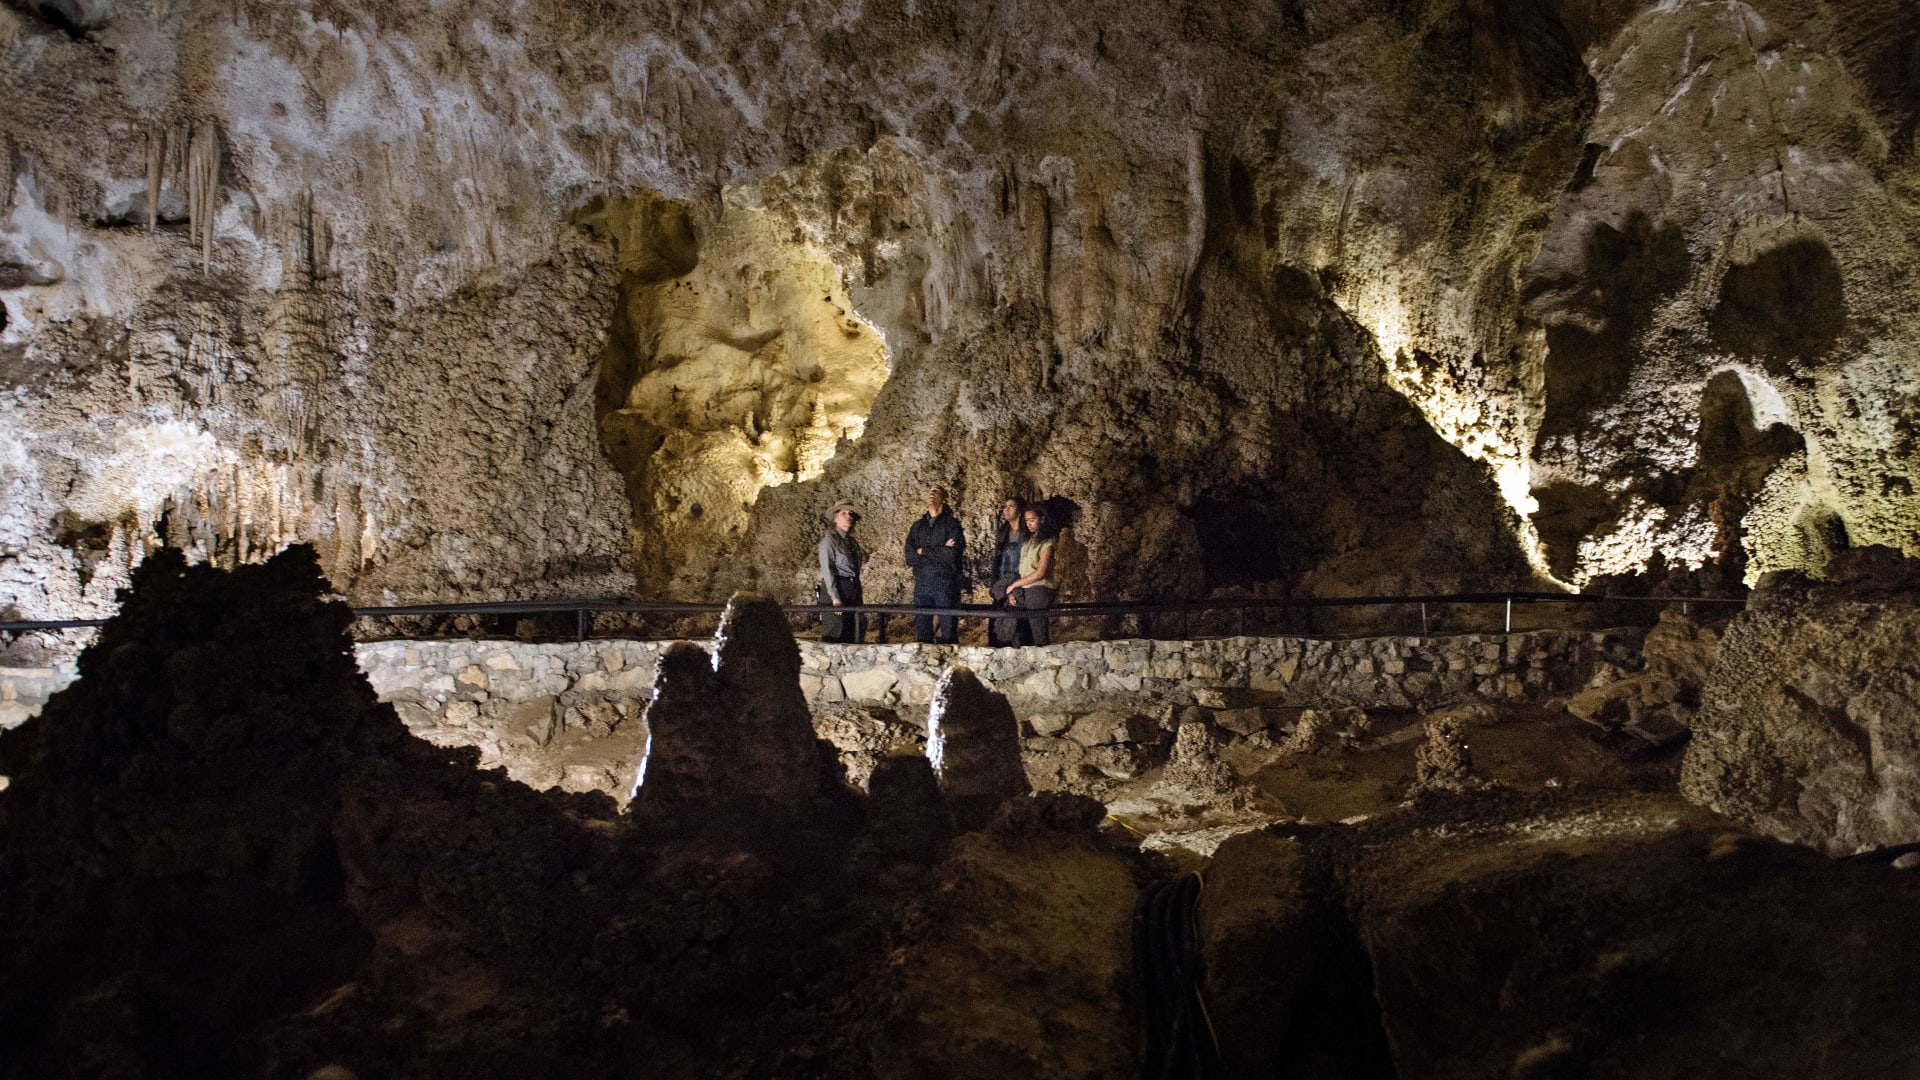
[
  {"xmin": 864, "ymin": 752, "xmax": 952, "ymax": 865},
  {"xmin": 1413, "ymin": 714, "xmax": 1477, "ymax": 792},
  {"xmin": 853, "ymin": 792, "xmax": 1139, "ymax": 1080},
  {"xmin": 1160, "ymin": 719, "xmax": 1241, "ymax": 800},
  {"xmin": 925, "ymin": 665, "xmax": 1030, "ymax": 832},
  {"xmin": 6, "ymin": 0, "xmax": 1917, "ymax": 645},
  {"xmin": 1196, "ymin": 830, "xmax": 1330, "ymax": 1078},
  {"xmin": 1279, "ymin": 705, "xmax": 1372, "ymax": 755},
  {"xmin": 1682, "ymin": 549, "xmax": 1920, "ymax": 854}
]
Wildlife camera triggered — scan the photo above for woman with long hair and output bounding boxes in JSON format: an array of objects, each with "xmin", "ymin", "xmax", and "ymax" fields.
[
  {"xmin": 1007, "ymin": 504, "xmax": 1058, "ymax": 646},
  {"xmin": 989, "ymin": 495, "xmax": 1030, "ymax": 646}
]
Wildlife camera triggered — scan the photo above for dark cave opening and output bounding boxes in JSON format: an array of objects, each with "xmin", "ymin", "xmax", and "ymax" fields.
[{"xmin": 1187, "ymin": 497, "xmax": 1288, "ymax": 591}]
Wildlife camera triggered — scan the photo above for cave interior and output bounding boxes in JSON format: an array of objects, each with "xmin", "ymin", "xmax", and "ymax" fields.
[{"xmin": 2, "ymin": 0, "xmax": 1920, "ymax": 1076}]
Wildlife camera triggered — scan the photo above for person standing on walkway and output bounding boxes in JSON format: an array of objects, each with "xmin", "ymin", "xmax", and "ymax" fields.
[
  {"xmin": 1008, "ymin": 504, "xmax": 1058, "ymax": 647},
  {"xmin": 905, "ymin": 485, "xmax": 965, "ymax": 644},
  {"xmin": 818, "ymin": 502, "xmax": 865, "ymax": 643},
  {"xmin": 989, "ymin": 496, "xmax": 1030, "ymax": 646}
]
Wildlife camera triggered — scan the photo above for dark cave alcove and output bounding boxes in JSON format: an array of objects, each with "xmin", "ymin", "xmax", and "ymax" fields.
[
  {"xmin": 1709, "ymin": 237, "xmax": 1848, "ymax": 370},
  {"xmin": 1532, "ymin": 212, "xmax": 1691, "ymax": 435},
  {"xmin": 1186, "ymin": 497, "xmax": 1289, "ymax": 592}
]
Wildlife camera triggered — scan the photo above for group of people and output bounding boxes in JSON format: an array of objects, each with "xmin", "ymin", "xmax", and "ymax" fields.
[{"xmin": 816, "ymin": 486, "xmax": 1060, "ymax": 647}]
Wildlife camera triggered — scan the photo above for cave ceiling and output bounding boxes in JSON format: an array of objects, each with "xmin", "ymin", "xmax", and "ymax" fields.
[{"xmin": 1, "ymin": 0, "xmax": 1917, "ymax": 629}]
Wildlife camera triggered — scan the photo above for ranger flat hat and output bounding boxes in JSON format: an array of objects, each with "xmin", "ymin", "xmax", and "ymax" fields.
[{"xmin": 827, "ymin": 501, "xmax": 862, "ymax": 522}]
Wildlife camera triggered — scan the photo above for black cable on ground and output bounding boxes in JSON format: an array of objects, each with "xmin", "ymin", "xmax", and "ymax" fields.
[{"xmin": 1133, "ymin": 872, "xmax": 1224, "ymax": 1080}]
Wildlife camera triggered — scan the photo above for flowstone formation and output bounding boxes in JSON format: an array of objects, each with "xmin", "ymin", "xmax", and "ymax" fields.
[
  {"xmin": 7, "ymin": 0, "xmax": 1917, "ymax": 641},
  {"xmin": 584, "ymin": 194, "xmax": 891, "ymax": 593}
]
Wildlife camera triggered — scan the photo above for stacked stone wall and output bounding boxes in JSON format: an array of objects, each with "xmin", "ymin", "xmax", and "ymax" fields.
[
  {"xmin": 1, "ymin": 631, "xmax": 1647, "ymax": 756},
  {"xmin": 352, "ymin": 629, "xmax": 1646, "ymax": 750},
  {"xmin": 0, "ymin": 665, "xmax": 79, "ymax": 730}
]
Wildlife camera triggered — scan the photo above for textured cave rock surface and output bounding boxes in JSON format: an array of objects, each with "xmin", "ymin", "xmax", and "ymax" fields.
[
  {"xmin": 1205, "ymin": 795, "xmax": 1920, "ymax": 1080},
  {"xmin": 7, "ymin": 0, "xmax": 1919, "ymax": 645},
  {"xmin": 1567, "ymin": 607, "xmax": 1720, "ymax": 746},
  {"xmin": 1345, "ymin": 791, "xmax": 1920, "ymax": 1078},
  {"xmin": 0, "ymin": 546, "xmax": 1147, "ymax": 1078},
  {"xmin": 1682, "ymin": 546, "xmax": 1920, "ymax": 854}
]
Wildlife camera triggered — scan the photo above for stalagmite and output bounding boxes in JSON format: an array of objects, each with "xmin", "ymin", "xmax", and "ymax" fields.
[{"xmin": 925, "ymin": 667, "xmax": 1030, "ymax": 832}]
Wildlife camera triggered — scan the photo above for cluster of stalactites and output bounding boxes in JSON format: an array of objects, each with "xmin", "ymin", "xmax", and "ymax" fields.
[{"xmin": 144, "ymin": 122, "xmax": 221, "ymax": 272}]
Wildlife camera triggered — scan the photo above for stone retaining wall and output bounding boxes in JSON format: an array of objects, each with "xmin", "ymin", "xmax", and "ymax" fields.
[
  {"xmin": 351, "ymin": 629, "xmax": 1647, "ymax": 748},
  {"xmin": 0, "ymin": 664, "xmax": 78, "ymax": 730},
  {"xmin": 1, "ymin": 631, "xmax": 1646, "ymax": 797}
]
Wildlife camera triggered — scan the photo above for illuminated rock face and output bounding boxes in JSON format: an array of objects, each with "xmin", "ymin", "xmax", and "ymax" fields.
[
  {"xmin": 1520, "ymin": 2, "xmax": 1920, "ymax": 586},
  {"xmin": 1, "ymin": 0, "xmax": 1917, "ymax": 640},
  {"xmin": 586, "ymin": 193, "xmax": 890, "ymax": 592}
]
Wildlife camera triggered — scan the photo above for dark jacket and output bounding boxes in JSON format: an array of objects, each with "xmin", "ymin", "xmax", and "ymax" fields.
[
  {"xmin": 992, "ymin": 522, "xmax": 1030, "ymax": 581},
  {"xmin": 905, "ymin": 509, "xmax": 966, "ymax": 582}
]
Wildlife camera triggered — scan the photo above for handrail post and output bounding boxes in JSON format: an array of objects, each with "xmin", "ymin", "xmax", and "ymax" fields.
[
  {"xmin": 1505, "ymin": 598, "xmax": 1512, "ymax": 633},
  {"xmin": 1420, "ymin": 601, "xmax": 1428, "ymax": 637},
  {"xmin": 577, "ymin": 608, "xmax": 590, "ymax": 642}
]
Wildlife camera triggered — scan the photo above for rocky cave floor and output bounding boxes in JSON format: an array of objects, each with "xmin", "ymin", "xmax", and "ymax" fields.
[{"xmin": 2, "ymin": 548, "xmax": 1919, "ymax": 1080}]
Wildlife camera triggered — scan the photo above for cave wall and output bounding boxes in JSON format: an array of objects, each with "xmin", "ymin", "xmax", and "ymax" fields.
[{"xmin": 2, "ymin": 0, "xmax": 1917, "ymax": 641}]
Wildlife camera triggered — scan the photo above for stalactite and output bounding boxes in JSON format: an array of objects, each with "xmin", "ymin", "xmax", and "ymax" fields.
[
  {"xmin": 105, "ymin": 522, "xmax": 128, "ymax": 583},
  {"xmin": 1177, "ymin": 128, "xmax": 1207, "ymax": 308},
  {"xmin": 332, "ymin": 482, "xmax": 354, "ymax": 584},
  {"xmin": 359, "ymin": 499, "xmax": 377, "ymax": 572},
  {"xmin": 187, "ymin": 123, "xmax": 222, "ymax": 274},
  {"xmin": 268, "ymin": 475, "xmax": 284, "ymax": 554},
  {"xmin": 145, "ymin": 127, "xmax": 164, "ymax": 231},
  {"xmin": 233, "ymin": 464, "xmax": 247, "ymax": 564},
  {"xmin": 1, "ymin": 133, "xmax": 15, "ymax": 216}
]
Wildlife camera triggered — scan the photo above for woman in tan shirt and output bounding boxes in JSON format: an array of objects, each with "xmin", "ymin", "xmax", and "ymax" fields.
[{"xmin": 1007, "ymin": 505, "xmax": 1057, "ymax": 646}]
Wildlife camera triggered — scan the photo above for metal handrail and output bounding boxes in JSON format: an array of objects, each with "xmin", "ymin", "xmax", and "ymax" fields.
[{"xmin": 1, "ymin": 590, "xmax": 1745, "ymax": 640}]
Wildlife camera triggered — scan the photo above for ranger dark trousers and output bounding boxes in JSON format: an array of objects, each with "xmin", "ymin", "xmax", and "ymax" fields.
[
  {"xmin": 827, "ymin": 576, "xmax": 863, "ymax": 643},
  {"xmin": 914, "ymin": 576, "xmax": 960, "ymax": 644}
]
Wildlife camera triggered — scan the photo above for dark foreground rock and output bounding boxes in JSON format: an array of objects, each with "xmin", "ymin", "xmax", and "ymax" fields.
[
  {"xmin": 9, "ymin": 548, "xmax": 1920, "ymax": 1078},
  {"xmin": 1203, "ymin": 791, "xmax": 1920, "ymax": 1079},
  {"xmin": 0, "ymin": 548, "xmax": 1135, "ymax": 1079},
  {"xmin": 1348, "ymin": 790, "xmax": 1920, "ymax": 1079}
]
